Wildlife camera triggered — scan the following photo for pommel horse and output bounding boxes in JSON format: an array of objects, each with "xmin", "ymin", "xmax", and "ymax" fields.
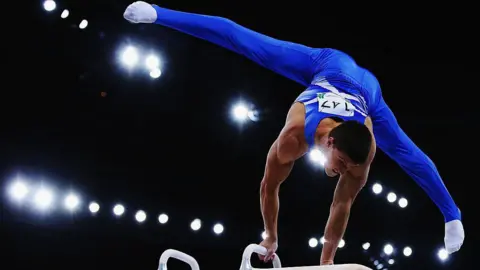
[{"xmin": 157, "ymin": 244, "xmax": 372, "ymax": 270}]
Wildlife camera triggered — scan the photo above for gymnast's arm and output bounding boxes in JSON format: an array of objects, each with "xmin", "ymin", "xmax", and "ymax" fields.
[
  {"xmin": 320, "ymin": 170, "xmax": 367, "ymax": 265},
  {"xmin": 151, "ymin": 5, "xmax": 321, "ymax": 86},
  {"xmin": 260, "ymin": 176, "xmax": 281, "ymax": 241}
]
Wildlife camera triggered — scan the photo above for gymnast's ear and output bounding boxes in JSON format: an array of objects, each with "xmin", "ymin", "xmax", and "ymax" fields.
[{"xmin": 327, "ymin": 137, "xmax": 335, "ymax": 148}]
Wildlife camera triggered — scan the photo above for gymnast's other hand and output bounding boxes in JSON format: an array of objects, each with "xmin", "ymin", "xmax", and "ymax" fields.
[
  {"xmin": 124, "ymin": 1, "xmax": 157, "ymax": 23},
  {"xmin": 258, "ymin": 237, "xmax": 278, "ymax": 263},
  {"xmin": 320, "ymin": 260, "xmax": 334, "ymax": 266}
]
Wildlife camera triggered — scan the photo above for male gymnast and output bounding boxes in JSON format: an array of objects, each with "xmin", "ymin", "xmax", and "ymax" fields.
[{"xmin": 123, "ymin": 1, "xmax": 465, "ymax": 265}]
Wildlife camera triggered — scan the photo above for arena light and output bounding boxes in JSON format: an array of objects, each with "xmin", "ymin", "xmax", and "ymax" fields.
[
  {"xmin": 121, "ymin": 46, "xmax": 139, "ymax": 68},
  {"xmin": 158, "ymin": 213, "xmax": 169, "ymax": 224},
  {"xmin": 362, "ymin": 242, "xmax": 370, "ymax": 250},
  {"xmin": 383, "ymin": 244, "xmax": 394, "ymax": 255},
  {"xmin": 388, "ymin": 259, "xmax": 394, "ymax": 265},
  {"xmin": 372, "ymin": 183, "xmax": 382, "ymax": 194},
  {"xmin": 8, "ymin": 180, "xmax": 29, "ymax": 202},
  {"xmin": 190, "ymin": 218, "xmax": 201, "ymax": 231},
  {"xmin": 247, "ymin": 110, "xmax": 259, "ymax": 121},
  {"xmin": 213, "ymin": 223, "xmax": 224, "ymax": 235},
  {"xmin": 34, "ymin": 187, "xmax": 54, "ymax": 210},
  {"xmin": 403, "ymin": 246, "xmax": 412, "ymax": 257},
  {"xmin": 149, "ymin": 68, "xmax": 162, "ymax": 79},
  {"xmin": 387, "ymin": 192, "xmax": 397, "ymax": 203},
  {"xmin": 398, "ymin": 197, "xmax": 408, "ymax": 208},
  {"xmin": 135, "ymin": 210, "xmax": 147, "ymax": 223},
  {"xmin": 231, "ymin": 102, "xmax": 249, "ymax": 122},
  {"xmin": 43, "ymin": 0, "xmax": 56, "ymax": 12},
  {"xmin": 309, "ymin": 149, "xmax": 326, "ymax": 166},
  {"xmin": 64, "ymin": 193, "xmax": 80, "ymax": 211},
  {"xmin": 145, "ymin": 55, "xmax": 160, "ymax": 70},
  {"xmin": 319, "ymin": 236, "xmax": 325, "ymax": 245},
  {"xmin": 437, "ymin": 248, "xmax": 448, "ymax": 261},
  {"xmin": 113, "ymin": 204, "xmax": 125, "ymax": 216},
  {"xmin": 79, "ymin": 19, "xmax": 88, "ymax": 29},
  {"xmin": 89, "ymin": 202, "xmax": 100, "ymax": 213},
  {"xmin": 61, "ymin": 9, "xmax": 69, "ymax": 19},
  {"xmin": 308, "ymin": 238, "xmax": 318, "ymax": 248}
]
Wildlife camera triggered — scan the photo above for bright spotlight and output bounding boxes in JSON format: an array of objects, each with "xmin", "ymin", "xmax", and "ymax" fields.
[
  {"xmin": 64, "ymin": 193, "xmax": 80, "ymax": 210},
  {"xmin": 213, "ymin": 223, "xmax": 224, "ymax": 234},
  {"xmin": 89, "ymin": 202, "xmax": 100, "ymax": 213},
  {"xmin": 388, "ymin": 259, "xmax": 394, "ymax": 265},
  {"xmin": 121, "ymin": 46, "xmax": 139, "ymax": 68},
  {"xmin": 135, "ymin": 210, "xmax": 147, "ymax": 223},
  {"xmin": 190, "ymin": 218, "xmax": 201, "ymax": 231},
  {"xmin": 383, "ymin": 244, "xmax": 394, "ymax": 255},
  {"xmin": 43, "ymin": 0, "xmax": 56, "ymax": 12},
  {"xmin": 338, "ymin": 239, "xmax": 345, "ymax": 248},
  {"xmin": 437, "ymin": 248, "xmax": 448, "ymax": 261},
  {"xmin": 158, "ymin": 213, "xmax": 169, "ymax": 224},
  {"xmin": 398, "ymin": 197, "xmax": 408, "ymax": 208},
  {"xmin": 34, "ymin": 188, "xmax": 54, "ymax": 210},
  {"xmin": 247, "ymin": 110, "xmax": 259, "ymax": 121},
  {"xmin": 309, "ymin": 149, "xmax": 326, "ymax": 166},
  {"xmin": 149, "ymin": 68, "xmax": 162, "ymax": 79},
  {"xmin": 387, "ymin": 192, "xmax": 397, "ymax": 203},
  {"xmin": 60, "ymin": 9, "xmax": 69, "ymax": 19},
  {"xmin": 232, "ymin": 103, "xmax": 249, "ymax": 122},
  {"xmin": 372, "ymin": 183, "xmax": 382, "ymax": 194},
  {"xmin": 113, "ymin": 204, "xmax": 125, "ymax": 216},
  {"xmin": 319, "ymin": 236, "xmax": 325, "ymax": 245},
  {"xmin": 308, "ymin": 238, "xmax": 318, "ymax": 248},
  {"xmin": 79, "ymin": 19, "xmax": 88, "ymax": 29},
  {"xmin": 403, "ymin": 246, "xmax": 413, "ymax": 257},
  {"xmin": 145, "ymin": 55, "xmax": 160, "ymax": 69},
  {"xmin": 8, "ymin": 181, "xmax": 29, "ymax": 202},
  {"xmin": 362, "ymin": 242, "xmax": 370, "ymax": 250}
]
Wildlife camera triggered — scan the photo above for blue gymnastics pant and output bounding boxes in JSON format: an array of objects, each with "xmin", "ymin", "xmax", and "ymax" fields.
[{"xmin": 151, "ymin": 5, "xmax": 461, "ymax": 222}]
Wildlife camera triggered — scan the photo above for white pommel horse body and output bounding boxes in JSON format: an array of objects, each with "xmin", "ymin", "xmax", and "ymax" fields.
[{"xmin": 157, "ymin": 243, "xmax": 372, "ymax": 270}]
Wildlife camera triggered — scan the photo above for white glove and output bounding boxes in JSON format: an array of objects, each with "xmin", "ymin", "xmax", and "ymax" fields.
[
  {"xmin": 123, "ymin": 1, "xmax": 157, "ymax": 24},
  {"xmin": 444, "ymin": 219, "xmax": 464, "ymax": 254}
]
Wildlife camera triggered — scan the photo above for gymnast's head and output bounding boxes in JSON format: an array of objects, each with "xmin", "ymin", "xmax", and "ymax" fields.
[{"xmin": 323, "ymin": 120, "xmax": 372, "ymax": 176}]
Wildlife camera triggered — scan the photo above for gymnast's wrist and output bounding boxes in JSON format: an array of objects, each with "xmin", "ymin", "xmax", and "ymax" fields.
[
  {"xmin": 265, "ymin": 230, "xmax": 277, "ymax": 241},
  {"xmin": 320, "ymin": 260, "xmax": 334, "ymax": 265},
  {"xmin": 267, "ymin": 234, "xmax": 278, "ymax": 242},
  {"xmin": 320, "ymin": 242, "xmax": 335, "ymax": 264}
]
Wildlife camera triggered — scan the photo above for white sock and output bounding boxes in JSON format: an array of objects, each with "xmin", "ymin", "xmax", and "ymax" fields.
[
  {"xmin": 123, "ymin": 1, "xmax": 157, "ymax": 24},
  {"xmin": 444, "ymin": 219, "xmax": 464, "ymax": 254}
]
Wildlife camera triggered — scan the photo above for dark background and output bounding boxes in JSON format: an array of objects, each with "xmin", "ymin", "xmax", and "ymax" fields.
[{"xmin": 2, "ymin": 1, "xmax": 477, "ymax": 270}]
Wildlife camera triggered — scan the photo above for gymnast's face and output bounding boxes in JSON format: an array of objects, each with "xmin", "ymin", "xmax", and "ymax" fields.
[{"xmin": 323, "ymin": 138, "xmax": 355, "ymax": 176}]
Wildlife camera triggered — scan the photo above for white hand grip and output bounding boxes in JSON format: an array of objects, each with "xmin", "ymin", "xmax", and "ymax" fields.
[
  {"xmin": 239, "ymin": 244, "xmax": 282, "ymax": 270},
  {"xmin": 158, "ymin": 249, "xmax": 200, "ymax": 270}
]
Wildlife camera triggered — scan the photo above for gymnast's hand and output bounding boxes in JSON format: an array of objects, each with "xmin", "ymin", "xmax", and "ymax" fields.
[
  {"xmin": 124, "ymin": 1, "xmax": 157, "ymax": 23},
  {"xmin": 320, "ymin": 260, "xmax": 334, "ymax": 266},
  {"xmin": 258, "ymin": 237, "xmax": 278, "ymax": 263}
]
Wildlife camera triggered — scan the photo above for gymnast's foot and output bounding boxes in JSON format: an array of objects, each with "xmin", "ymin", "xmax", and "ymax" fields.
[
  {"xmin": 444, "ymin": 219, "xmax": 464, "ymax": 254},
  {"xmin": 124, "ymin": 1, "xmax": 157, "ymax": 23}
]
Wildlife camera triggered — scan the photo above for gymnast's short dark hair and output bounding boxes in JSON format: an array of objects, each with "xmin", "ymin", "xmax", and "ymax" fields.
[{"xmin": 329, "ymin": 120, "xmax": 372, "ymax": 164}]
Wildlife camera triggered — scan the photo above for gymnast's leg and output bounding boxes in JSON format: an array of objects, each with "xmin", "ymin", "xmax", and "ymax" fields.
[
  {"xmin": 123, "ymin": 1, "xmax": 337, "ymax": 86},
  {"xmin": 370, "ymin": 97, "xmax": 464, "ymax": 253}
]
